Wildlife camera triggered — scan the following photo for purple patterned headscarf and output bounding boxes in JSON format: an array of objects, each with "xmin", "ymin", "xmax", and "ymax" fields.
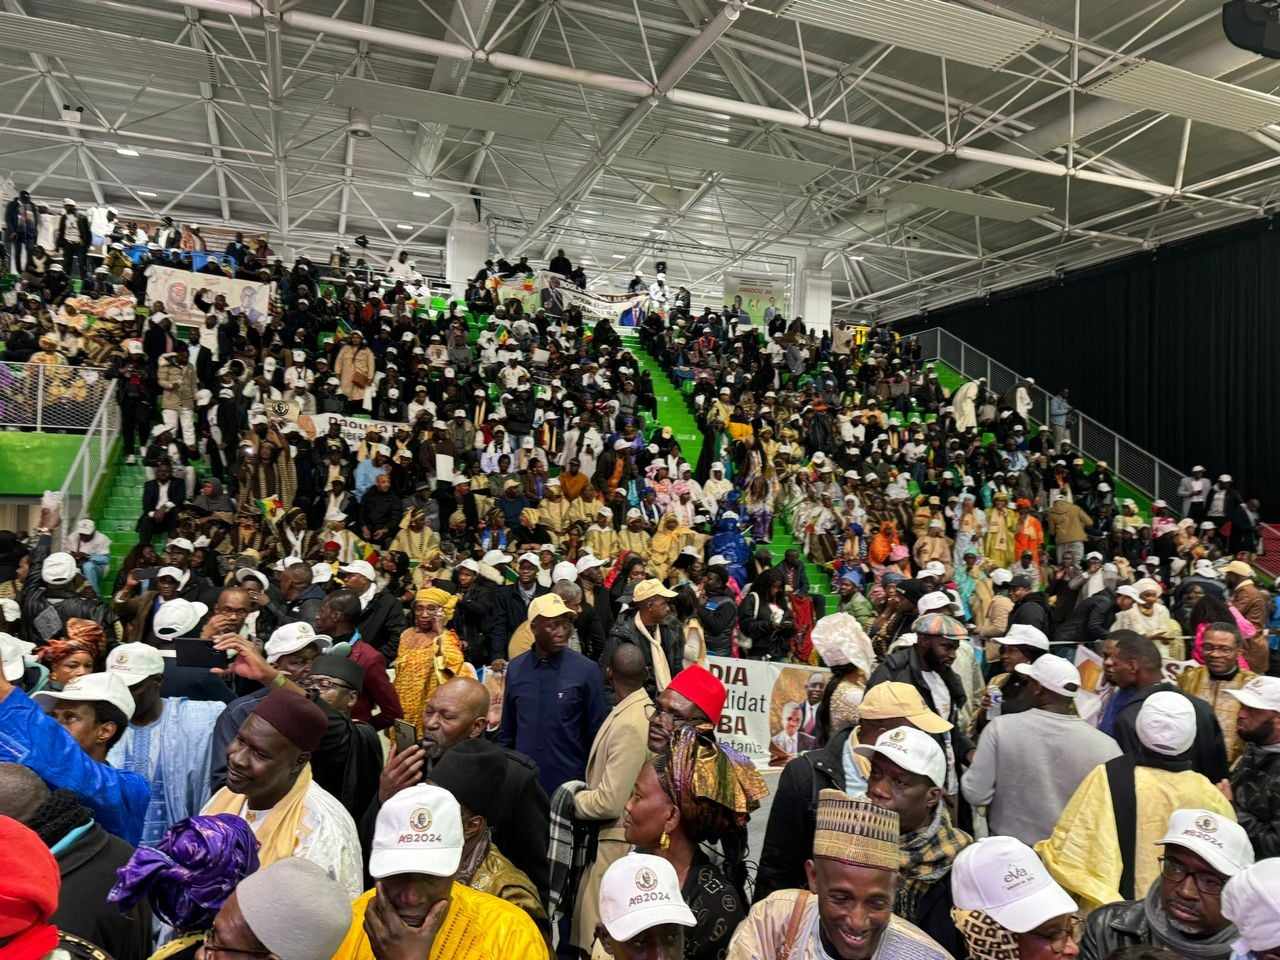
[{"xmin": 108, "ymin": 814, "xmax": 260, "ymax": 931}]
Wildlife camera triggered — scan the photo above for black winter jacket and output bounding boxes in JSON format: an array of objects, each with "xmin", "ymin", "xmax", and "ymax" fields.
[
  {"xmin": 867, "ymin": 647, "xmax": 975, "ymax": 761},
  {"xmin": 1229, "ymin": 743, "xmax": 1280, "ymax": 858},
  {"xmin": 1113, "ymin": 682, "xmax": 1229, "ymax": 784}
]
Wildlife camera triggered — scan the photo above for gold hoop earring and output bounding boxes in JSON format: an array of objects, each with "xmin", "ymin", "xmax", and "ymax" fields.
[{"xmin": 659, "ymin": 831, "xmax": 670, "ymax": 851}]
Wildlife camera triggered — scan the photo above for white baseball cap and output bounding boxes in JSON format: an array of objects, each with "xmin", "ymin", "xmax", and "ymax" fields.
[
  {"xmin": 369, "ymin": 784, "xmax": 464, "ymax": 880},
  {"xmin": 234, "ymin": 567, "xmax": 269, "ymax": 591},
  {"xmin": 456, "ymin": 559, "xmax": 480, "ymax": 574},
  {"xmin": 990, "ymin": 568, "xmax": 1012, "ymax": 586},
  {"xmin": 1222, "ymin": 860, "xmax": 1280, "ymax": 953},
  {"xmin": 1014, "ymin": 656, "xmax": 1081, "ymax": 698},
  {"xmin": 1226, "ymin": 676, "xmax": 1280, "ymax": 713},
  {"xmin": 950, "ymin": 836, "xmax": 1078, "ymax": 933},
  {"xmin": 997, "ymin": 624, "xmax": 1050, "ymax": 651},
  {"xmin": 339, "ymin": 559, "xmax": 376, "ymax": 581},
  {"xmin": 35, "ymin": 672, "xmax": 135, "ymax": 721},
  {"xmin": 481, "ymin": 550, "xmax": 512, "ymax": 566},
  {"xmin": 0, "ymin": 633, "xmax": 34, "ymax": 682},
  {"xmin": 167, "ymin": 537, "xmax": 195, "ymax": 553},
  {"xmin": 1137, "ymin": 691, "xmax": 1196, "ymax": 757},
  {"xmin": 552, "ymin": 561, "xmax": 578, "ymax": 583},
  {"xmin": 155, "ymin": 566, "xmax": 190, "ymax": 589},
  {"xmin": 42, "ymin": 552, "xmax": 78, "ymax": 586},
  {"xmin": 922, "ymin": 560, "xmax": 946, "ymax": 578},
  {"xmin": 916, "ymin": 590, "xmax": 959, "ymax": 616},
  {"xmin": 516, "ymin": 552, "xmax": 541, "ymax": 568},
  {"xmin": 575, "ymin": 554, "xmax": 604, "ymax": 574},
  {"xmin": 311, "ymin": 562, "xmax": 333, "ymax": 584},
  {"xmin": 106, "ymin": 642, "xmax": 167, "ymax": 684},
  {"xmin": 598, "ymin": 853, "xmax": 696, "ymax": 942},
  {"xmin": 265, "ymin": 621, "xmax": 331, "ymax": 663},
  {"xmin": 152, "ymin": 598, "xmax": 208, "ymax": 640},
  {"xmin": 1116, "ymin": 584, "xmax": 1142, "ymax": 602},
  {"xmin": 76, "ymin": 518, "xmax": 96, "ymax": 536},
  {"xmin": 853, "ymin": 726, "xmax": 946, "ymax": 788},
  {"xmin": 1156, "ymin": 809, "xmax": 1254, "ymax": 878}
]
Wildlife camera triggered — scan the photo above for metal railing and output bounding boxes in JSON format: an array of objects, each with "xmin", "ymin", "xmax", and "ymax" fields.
[
  {"xmin": 54, "ymin": 380, "xmax": 120, "ymax": 546},
  {"xmin": 0, "ymin": 361, "xmax": 113, "ymax": 431},
  {"xmin": 914, "ymin": 327, "xmax": 1190, "ymax": 507}
]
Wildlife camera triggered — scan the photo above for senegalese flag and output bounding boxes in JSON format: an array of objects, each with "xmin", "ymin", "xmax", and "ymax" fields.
[
  {"xmin": 257, "ymin": 495, "xmax": 284, "ymax": 523},
  {"xmin": 496, "ymin": 327, "xmax": 510, "ymax": 345},
  {"xmin": 361, "ymin": 543, "xmax": 380, "ymax": 564}
]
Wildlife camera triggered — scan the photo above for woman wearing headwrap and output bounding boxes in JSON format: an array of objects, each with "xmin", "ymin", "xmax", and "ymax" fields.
[
  {"xmin": 189, "ymin": 477, "xmax": 235, "ymax": 517},
  {"xmin": 620, "ymin": 724, "xmax": 767, "ymax": 960},
  {"xmin": 647, "ymin": 513, "xmax": 689, "ymax": 583},
  {"xmin": 1113, "ymin": 577, "xmax": 1184, "ymax": 660},
  {"xmin": 952, "ymin": 492, "xmax": 987, "ymax": 572},
  {"xmin": 107, "ymin": 814, "xmax": 261, "ymax": 959},
  {"xmin": 394, "ymin": 588, "xmax": 476, "ymax": 737},
  {"xmin": 36, "ymin": 619, "xmax": 106, "ymax": 689},
  {"xmin": 868, "ymin": 520, "xmax": 901, "ymax": 567}
]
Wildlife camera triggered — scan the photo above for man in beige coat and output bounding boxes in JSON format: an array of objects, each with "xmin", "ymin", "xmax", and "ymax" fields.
[
  {"xmin": 334, "ymin": 330, "xmax": 374, "ymax": 413},
  {"xmin": 571, "ymin": 643, "xmax": 652, "ymax": 954},
  {"xmin": 1047, "ymin": 497, "xmax": 1091, "ymax": 567}
]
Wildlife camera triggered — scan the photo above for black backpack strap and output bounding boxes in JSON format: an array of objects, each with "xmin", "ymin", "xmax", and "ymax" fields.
[{"xmin": 1105, "ymin": 754, "xmax": 1139, "ymax": 900}]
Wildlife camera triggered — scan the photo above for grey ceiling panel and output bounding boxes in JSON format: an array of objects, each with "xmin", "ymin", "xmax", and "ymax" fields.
[{"xmin": 332, "ymin": 77, "xmax": 559, "ymax": 142}]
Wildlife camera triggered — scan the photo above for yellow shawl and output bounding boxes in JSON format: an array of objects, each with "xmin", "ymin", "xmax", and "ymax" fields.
[{"xmin": 202, "ymin": 764, "xmax": 313, "ymax": 867}]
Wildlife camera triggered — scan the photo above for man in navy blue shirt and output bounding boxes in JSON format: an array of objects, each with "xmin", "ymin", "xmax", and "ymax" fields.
[{"xmin": 498, "ymin": 592, "xmax": 608, "ymax": 796}]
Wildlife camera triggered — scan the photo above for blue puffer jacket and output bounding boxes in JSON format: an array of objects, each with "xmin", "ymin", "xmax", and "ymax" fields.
[{"xmin": 0, "ymin": 686, "xmax": 148, "ymax": 845}]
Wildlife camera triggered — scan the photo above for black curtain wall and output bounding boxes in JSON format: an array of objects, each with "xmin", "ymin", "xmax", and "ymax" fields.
[{"xmin": 901, "ymin": 217, "xmax": 1280, "ymax": 514}]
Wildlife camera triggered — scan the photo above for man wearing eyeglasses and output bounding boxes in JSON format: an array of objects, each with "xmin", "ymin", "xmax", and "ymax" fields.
[
  {"xmin": 302, "ymin": 654, "xmax": 383, "ymax": 818},
  {"xmin": 1078, "ymin": 809, "xmax": 1254, "ymax": 960}
]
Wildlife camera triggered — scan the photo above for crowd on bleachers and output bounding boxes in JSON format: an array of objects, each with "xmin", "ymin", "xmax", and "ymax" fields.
[{"xmin": 0, "ymin": 191, "xmax": 1278, "ymax": 960}]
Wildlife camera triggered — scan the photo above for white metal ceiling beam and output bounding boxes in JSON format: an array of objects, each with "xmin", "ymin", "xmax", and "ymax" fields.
[
  {"xmin": 260, "ymin": 0, "xmax": 290, "ymax": 251},
  {"xmin": 3, "ymin": 0, "xmax": 103, "ymax": 205},
  {"xmin": 185, "ymin": 6, "xmax": 231, "ymax": 222},
  {"xmin": 506, "ymin": 0, "xmax": 746, "ymax": 254},
  {"xmin": 337, "ymin": 0, "xmax": 375, "ymax": 236}
]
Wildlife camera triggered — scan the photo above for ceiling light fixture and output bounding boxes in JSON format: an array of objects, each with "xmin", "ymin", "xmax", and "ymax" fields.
[
  {"xmin": 137, "ymin": 190, "xmax": 157, "ymax": 197},
  {"xmin": 412, "ymin": 190, "xmax": 431, "ymax": 198},
  {"xmin": 116, "ymin": 146, "xmax": 139, "ymax": 157},
  {"xmin": 396, "ymin": 223, "xmax": 413, "ymax": 230}
]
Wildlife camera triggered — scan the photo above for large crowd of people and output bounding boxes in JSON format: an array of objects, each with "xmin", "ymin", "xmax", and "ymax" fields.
[{"xmin": 0, "ymin": 192, "xmax": 1278, "ymax": 960}]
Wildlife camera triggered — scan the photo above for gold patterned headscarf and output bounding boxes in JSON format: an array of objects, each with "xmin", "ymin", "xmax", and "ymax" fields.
[
  {"xmin": 951, "ymin": 909, "xmax": 1020, "ymax": 960},
  {"xmin": 813, "ymin": 789, "xmax": 900, "ymax": 870},
  {"xmin": 415, "ymin": 587, "xmax": 458, "ymax": 620},
  {"xmin": 654, "ymin": 724, "xmax": 767, "ymax": 843}
]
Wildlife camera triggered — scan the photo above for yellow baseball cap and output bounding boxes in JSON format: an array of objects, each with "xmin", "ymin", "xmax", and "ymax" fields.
[
  {"xmin": 528, "ymin": 593, "xmax": 574, "ymax": 620},
  {"xmin": 858, "ymin": 681, "xmax": 952, "ymax": 734}
]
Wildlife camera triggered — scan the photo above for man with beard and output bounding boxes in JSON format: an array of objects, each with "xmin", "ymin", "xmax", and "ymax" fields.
[
  {"xmin": 728, "ymin": 792, "xmax": 950, "ymax": 959},
  {"xmin": 1224, "ymin": 676, "xmax": 1280, "ymax": 858},
  {"xmin": 1078, "ymin": 809, "xmax": 1254, "ymax": 960},
  {"xmin": 371, "ymin": 676, "xmax": 551, "ymax": 906},
  {"xmin": 866, "ymin": 612, "xmax": 974, "ymax": 802}
]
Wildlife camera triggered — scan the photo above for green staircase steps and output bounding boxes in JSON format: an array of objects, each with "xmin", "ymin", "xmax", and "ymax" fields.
[
  {"xmin": 622, "ymin": 338, "xmax": 836, "ymax": 612},
  {"xmin": 97, "ymin": 462, "xmax": 149, "ymax": 586}
]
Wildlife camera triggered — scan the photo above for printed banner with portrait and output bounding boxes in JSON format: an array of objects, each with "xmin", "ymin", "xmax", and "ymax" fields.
[
  {"xmin": 722, "ymin": 273, "xmax": 788, "ymax": 326},
  {"xmin": 145, "ymin": 265, "xmax": 273, "ymax": 329},
  {"xmin": 705, "ymin": 655, "xmax": 829, "ymax": 770}
]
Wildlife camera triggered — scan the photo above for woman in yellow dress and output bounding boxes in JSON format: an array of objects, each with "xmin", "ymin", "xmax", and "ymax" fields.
[
  {"xmin": 984, "ymin": 491, "xmax": 1018, "ymax": 569},
  {"xmin": 394, "ymin": 588, "xmax": 476, "ymax": 737},
  {"xmin": 647, "ymin": 512, "xmax": 689, "ymax": 582}
]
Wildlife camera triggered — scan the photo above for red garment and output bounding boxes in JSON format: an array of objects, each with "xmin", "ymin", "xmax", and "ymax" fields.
[
  {"xmin": 0, "ymin": 815, "xmax": 59, "ymax": 959},
  {"xmin": 348, "ymin": 639, "xmax": 404, "ymax": 731},
  {"xmin": 789, "ymin": 594, "xmax": 817, "ymax": 663}
]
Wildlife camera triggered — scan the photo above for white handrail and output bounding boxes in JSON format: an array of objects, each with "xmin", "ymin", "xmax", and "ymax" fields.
[{"xmin": 55, "ymin": 379, "xmax": 119, "ymax": 546}]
